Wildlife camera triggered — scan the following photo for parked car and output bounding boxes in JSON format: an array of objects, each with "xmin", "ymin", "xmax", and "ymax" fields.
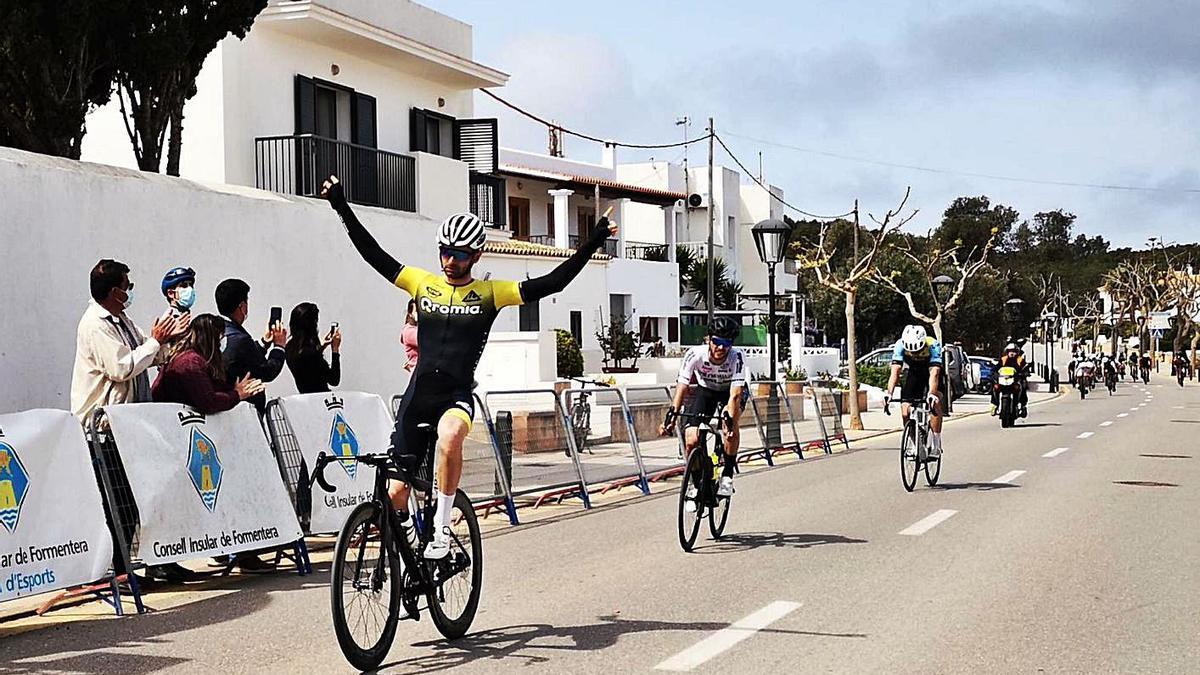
[{"xmin": 969, "ymin": 356, "xmax": 999, "ymax": 394}]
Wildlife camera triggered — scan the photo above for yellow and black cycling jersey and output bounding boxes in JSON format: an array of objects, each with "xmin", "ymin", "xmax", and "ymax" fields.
[{"xmin": 392, "ymin": 266, "xmax": 524, "ymax": 385}]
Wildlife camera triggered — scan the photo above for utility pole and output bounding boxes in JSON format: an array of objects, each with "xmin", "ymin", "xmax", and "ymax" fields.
[
  {"xmin": 852, "ymin": 199, "xmax": 860, "ymax": 263},
  {"xmin": 707, "ymin": 117, "xmax": 715, "ymax": 325},
  {"xmin": 677, "ymin": 116, "xmax": 690, "ymax": 265}
]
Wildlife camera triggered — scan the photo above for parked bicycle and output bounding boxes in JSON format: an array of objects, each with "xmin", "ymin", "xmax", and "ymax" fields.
[
  {"xmin": 311, "ymin": 423, "xmax": 482, "ymax": 671},
  {"xmin": 676, "ymin": 410, "xmax": 734, "ymax": 552},
  {"xmin": 564, "ymin": 376, "xmax": 610, "ymax": 457},
  {"xmin": 885, "ymin": 398, "xmax": 942, "ymax": 492}
]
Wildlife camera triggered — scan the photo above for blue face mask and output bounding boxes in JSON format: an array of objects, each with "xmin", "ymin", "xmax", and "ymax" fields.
[{"xmin": 175, "ymin": 286, "xmax": 196, "ymax": 310}]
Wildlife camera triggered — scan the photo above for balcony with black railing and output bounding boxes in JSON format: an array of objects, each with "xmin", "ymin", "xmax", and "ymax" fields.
[{"xmin": 255, "ymin": 134, "xmax": 416, "ymax": 212}]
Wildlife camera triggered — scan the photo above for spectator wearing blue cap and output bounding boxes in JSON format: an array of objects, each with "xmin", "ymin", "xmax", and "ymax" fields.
[{"xmin": 162, "ymin": 266, "xmax": 198, "ymax": 317}]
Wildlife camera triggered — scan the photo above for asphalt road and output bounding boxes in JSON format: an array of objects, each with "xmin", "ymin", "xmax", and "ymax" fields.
[{"xmin": 5, "ymin": 378, "xmax": 1198, "ymax": 674}]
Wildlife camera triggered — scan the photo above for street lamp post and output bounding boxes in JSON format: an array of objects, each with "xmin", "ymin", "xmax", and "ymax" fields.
[
  {"xmin": 752, "ymin": 219, "xmax": 792, "ymax": 380},
  {"xmin": 1044, "ymin": 312, "xmax": 1059, "ymax": 391}
]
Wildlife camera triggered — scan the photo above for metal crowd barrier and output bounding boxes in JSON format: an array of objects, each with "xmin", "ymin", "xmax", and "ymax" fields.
[
  {"xmin": 559, "ymin": 385, "xmax": 650, "ymax": 496},
  {"xmin": 483, "ymin": 389, "xmax": 591, "ymax": 510},
  {"xmin": 623, "ymin": 385, "xmax": 684, "ymax": 482},
  {"xmin": 745, "ymin": 382, "xmax": 799, "ymax": 463},
  {"xmin": 810, "ymin": 383, "xmax": 849, "ymax": 453},
  {"xmin": 263, "ymin": 400, "xmax": 312, "ymax": 533},
  {"xmin": 85, "ymin": 409, "xmax": 145, "ymax": 615}
]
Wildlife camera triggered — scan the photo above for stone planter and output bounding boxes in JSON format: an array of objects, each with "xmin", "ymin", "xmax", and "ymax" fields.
[
  {"xmin": 834, "ymin": 390, "xmax": 869, "ymax": 414},
  {"xmin": 784, "ymin": 380, "xmax": 808, "ymax": 396},
  {"xmin": 752, "ymin": 382, "xmax": 774, "ymax": 397}
]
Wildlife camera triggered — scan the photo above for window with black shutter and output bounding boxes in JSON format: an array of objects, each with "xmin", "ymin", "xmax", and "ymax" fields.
[
  {"xmin": 570, "ymin": 311, "xmax": 583, "ymax": 348},
  {"xmin": 410, "ymin": 107, "xmax": 454, "ymax": 157},
  {"xmin": 519, "ymin": 300, "xmax": 540, "ymax": 332}
]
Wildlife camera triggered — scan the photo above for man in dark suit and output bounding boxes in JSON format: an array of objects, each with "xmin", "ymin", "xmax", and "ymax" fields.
[{"xmin": 215, "ymin": 278, "xmax": 286, "ymax": 415}]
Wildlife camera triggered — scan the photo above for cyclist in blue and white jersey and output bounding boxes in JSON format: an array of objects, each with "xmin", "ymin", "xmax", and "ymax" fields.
[{"xmin": 883, "ymin": 325, "xmax": 947, "ymax": 457}]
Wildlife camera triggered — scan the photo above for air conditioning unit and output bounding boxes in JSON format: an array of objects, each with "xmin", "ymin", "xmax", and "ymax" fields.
[{"xmin": 687, "ymin": 192, "xmax": 710, "ymax": 209}]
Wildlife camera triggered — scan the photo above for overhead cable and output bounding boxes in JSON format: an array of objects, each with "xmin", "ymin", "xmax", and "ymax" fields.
[
  {"xmin": 723, "ymin": 130, "xmax": 1200, "ymax": 195},
  {"xmin": 714, "ymin": 133, "xmax": 855, "ymax": 220},
  {"xmin": 479, "ymin": 88, "xmax": 711, "ymax": 149}
]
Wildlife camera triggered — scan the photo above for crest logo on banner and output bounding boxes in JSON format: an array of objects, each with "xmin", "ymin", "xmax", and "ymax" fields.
[
  {"xmin": 326, "ymin": 396, "xmax": 360, "ymax": 479},
  {"xmin": 0, "ymin": 427, "xmax": 30, "ymax": 533},
  {"xmin": 180, "ymin": 411, "xmax": 223, "ymax": 513}
]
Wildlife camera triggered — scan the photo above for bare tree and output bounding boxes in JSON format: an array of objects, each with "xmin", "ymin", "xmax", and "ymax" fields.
[
  {"xmin": 1104, "ymin": 258, "xmax": 1171, "ymax": 358},
  {"xmin": 872, "ymin": 225, "xmax": 1001, "ymax": 342},
  {"xmin": 793, "ymin": 189, "xmax": 915, "ymax": 430}
]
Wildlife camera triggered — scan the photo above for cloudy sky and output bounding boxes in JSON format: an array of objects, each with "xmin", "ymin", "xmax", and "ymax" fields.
[{"xmin": 423, "ymin": 0, "xmax": 1198, "ymax": 248}]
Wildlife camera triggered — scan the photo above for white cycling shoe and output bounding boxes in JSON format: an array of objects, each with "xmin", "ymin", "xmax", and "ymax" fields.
[
  {"xmin": 928, "ymin": 443, "xmax": 943, "ymax": 459},
  {"xmin": 423, "ymin": 527, "xmax": 451, "ymax": 560},
  {"xmin": 683, "ymin": 485, "xmax": 699, "ymax": 513},
  {"xmin": 717, "ymin": 476, "xmax": 734, "ymax": 497}
]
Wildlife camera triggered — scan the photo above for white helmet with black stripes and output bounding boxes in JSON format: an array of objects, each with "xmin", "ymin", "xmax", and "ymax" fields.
[{"xmin": 438, "ymin": 212, "xmax": 487, "ymax": 251}]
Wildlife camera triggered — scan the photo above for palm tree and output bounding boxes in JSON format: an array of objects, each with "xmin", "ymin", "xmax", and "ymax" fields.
[{"xmin": 689, "ymin": 257, "xmax": 742, "ymax": 310}]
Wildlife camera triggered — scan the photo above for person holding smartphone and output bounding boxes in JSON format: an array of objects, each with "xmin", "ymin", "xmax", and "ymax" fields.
[
  {"xmin": 214, "ymin": 278, "xmax": 287, "ymax": 416},
  {"xmin": 286, "ymin": 302, "xmax": 343, "ymax": 394}
]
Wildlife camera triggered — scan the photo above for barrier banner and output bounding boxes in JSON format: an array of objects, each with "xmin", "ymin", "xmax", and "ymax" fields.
[
  {"xmin": 104, "ymin": 404, "xmax": 301, "ymax": 565},
  {"xmin": 278, "ymin": 392, "xmax": 386, "ymax": 534},
  {"xmin": 0, "ymin": 410, "xmax": 114, "ymax": 603}
]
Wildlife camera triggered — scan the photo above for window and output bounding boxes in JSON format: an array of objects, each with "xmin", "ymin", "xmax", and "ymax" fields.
[
  {"xmin": 570, "ymin": 311, "xmax": 582, "ymax": 348},
  {"xmin": 294, "ymin": 75, "xmax": 374, "ymax": 145},
  {"xmin": 508, "ymin": 197, "xmax": 530, "ymax": 239},
  {"xmin": 547, "ymin": 203, "xmax": 555, "ymax": 238},
  {"xmin": 519, "ymin": 300, "xmax": 540, "ymax": 331},
  {"xmin": 577, "ymin": 207, "xmax": 596, "ymax": 240},
  {"xmin": 727, "ymin": 215, "xmax": 736, "ymax": 253},
  {"xmin": 668, "ymin": 317, "xmax": 679, "ymax": 343},
  {"xmin": 409, "ymin": 108, "xmax": 454, "ymax": 157},
  {"xmin": 639, "ymin": 317, "xmax": 661, "ymax": 342}
]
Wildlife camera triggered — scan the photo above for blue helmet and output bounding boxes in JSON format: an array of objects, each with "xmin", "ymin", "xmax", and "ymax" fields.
[{"xmin": 161, "ymin": 266, "xmax": 195, "ymax": 296}]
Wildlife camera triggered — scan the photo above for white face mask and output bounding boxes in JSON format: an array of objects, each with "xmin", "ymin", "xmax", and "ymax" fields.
[{"xmin": 121, "ymin": 289, "xmax": 134, "ymax": 310}]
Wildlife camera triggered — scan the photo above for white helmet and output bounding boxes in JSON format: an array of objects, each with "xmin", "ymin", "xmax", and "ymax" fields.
[
  {"xmin": 901, "ymin": 325, "xmax": 927, "ymax": 353},
  {"xmin": 437, "ymin": 212, "xmax": 486, "ymax": 251}
]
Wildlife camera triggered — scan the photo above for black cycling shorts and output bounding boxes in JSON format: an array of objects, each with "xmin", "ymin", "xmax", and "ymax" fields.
[
  {"xmin": 681, "ymin": 385, "xmax": 747, "ymax": 426},
  {"xmin": 390, "ymin": 372, "xmax": 475, "ymax": 479},
  {"xmin": 899, "ymin": 365, "xmax": 947, "ymax": 403}
]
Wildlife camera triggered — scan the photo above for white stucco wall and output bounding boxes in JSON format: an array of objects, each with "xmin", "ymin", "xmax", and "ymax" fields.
[
  {"xmin": 306, "ymin": 0, "xmax": 474, "ymax": 58},
  {"xmin": 0, "ymin": 148, "xmax": 668, "ymax": 413},
  {"xmin": 415, "ymin": 151, "xmax": 469, "ymax": 223},
  {"xmin": 737, "ymin": 183, "xmax": 796, "ymax": 297}
]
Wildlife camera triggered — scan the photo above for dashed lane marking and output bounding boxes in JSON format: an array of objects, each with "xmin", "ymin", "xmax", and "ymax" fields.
[
  {"xmin": 654, "ymin": 601, "xmax": 803, "ymax": 671},
  {"xmin": 899, "ymin": 509, "xmax": 958, "ymax": 536},
  {"xmin": 1077, "ymin": 432, "xmax": 1095, "ymax": 439},
  {"xmin": 1043, "ymin": 447, "xmax": 1070, "ymax": 458},
  {"xmin": 990, "ymin": 470, "xmax": 1027, "ymax": 484}
]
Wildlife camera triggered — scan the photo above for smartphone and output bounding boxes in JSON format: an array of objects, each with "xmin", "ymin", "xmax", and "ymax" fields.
[
  {"xmin": 330, "ymin": 322, "xmax": 339, "ymax": 337},
  {"xmin": 269, "ymin": 306, "xmax": 282, "ymax": 328}
]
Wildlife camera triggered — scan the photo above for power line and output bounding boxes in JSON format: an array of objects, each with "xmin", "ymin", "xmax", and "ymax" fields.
[
  {"xmin": 714, "ymin": 133, "xmax": 855, "ymax": 220},
  {"xmin": 479, "ymin": 88, "xmax": 711, "ymax": 149},
  {"xmin": 723, "ymin": 130, "xmax": 1200, "ymax": 195}
]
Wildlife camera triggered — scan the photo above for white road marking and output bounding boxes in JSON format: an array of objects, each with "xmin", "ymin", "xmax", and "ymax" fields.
[
  {"xmin": 1175, "ymin": 406, "xmax": 1185, "ymax": 410},
  {"xmin": 1130, "ymin": 407, "xmax": 1140, "ymax": 411},
  {"xmin": 654, "ymin": 601, "xmax": 803, "ymax": 671},
  {"xmin": 1077, "ymin": 432, "xmax": 1095, "ymax": 439},
  {"xmin": 990, "ymin": 470, "xmax": 1027, "ymax": 484},
  {"xmin": 899, "ymin": 509, "xmax": 958, "ymax": 536},
  {"xmin": 1043, "ymin": 447, "xmax": 1070, "ymax": 458},
  {"xmin": 1117, "ymin": 413, "xmax": 1129, "ymax": 418},
  {"xmin": 1100, "ymin": 421, "xmax": 1113, "ymax": 427}
]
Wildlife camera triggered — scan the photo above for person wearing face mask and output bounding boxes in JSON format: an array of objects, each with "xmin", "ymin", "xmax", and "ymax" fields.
[
  {"xmin": 162, "ymin": 266, "xmax": 198, "ymax": 316},
  {"xmin": 71, "ymin": 259, "xmax": 190, "ymax": 424}
]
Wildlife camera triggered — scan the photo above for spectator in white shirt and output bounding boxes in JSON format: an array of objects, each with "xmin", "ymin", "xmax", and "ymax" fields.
[{"xmin": 70, "ymin": 259, "xmax": 189, "ymax": 424}]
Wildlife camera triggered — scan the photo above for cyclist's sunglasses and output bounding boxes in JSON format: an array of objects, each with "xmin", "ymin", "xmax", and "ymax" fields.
[
  {"xmin": 710, "ymin": 337, "xmax": 734, "ymax": 348},
  {"xmin": 438, "ymin": 246, "xmax": 475, "ymax": 262}
]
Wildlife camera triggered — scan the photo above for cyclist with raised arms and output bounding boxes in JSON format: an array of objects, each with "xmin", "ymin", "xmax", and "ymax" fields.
[
  {"xmin": 659, "ymin": 316, "xmax": 748, "ymax": 505},
  {"xmin": 883, "ymin": 325, "xmax": 946, "ymax": 458},
  {"xmin": 321, "ymin": 175, "xmax": 616, "ymax": 559}
]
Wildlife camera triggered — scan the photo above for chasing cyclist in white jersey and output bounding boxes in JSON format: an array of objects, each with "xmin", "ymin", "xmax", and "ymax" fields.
[{"xmin": 660, "ymin": 317, "xmax": 748, "ymax": 502}]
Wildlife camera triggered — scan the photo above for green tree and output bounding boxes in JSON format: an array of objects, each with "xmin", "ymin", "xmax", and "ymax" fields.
[
  {"xmin": 934, "ymin": 196, "xmax": 1018, "ymax": 255},
  {"xmin": 689, "ymin": 257, "xmax": 743, "ymax": 310},
  {"xmin": 0, "ymin": 1, "xmax": 129, "ymax": 158},
  {"xmin": 117, "ymin": 0, "xmax": 266, "ymax": 174}
]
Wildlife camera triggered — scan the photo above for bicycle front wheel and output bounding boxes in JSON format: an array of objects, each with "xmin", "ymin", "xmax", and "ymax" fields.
[
  {"xmin": 678, "ymin": 450, "xmax": 705, "ymax": 551},
  {"xmin": 428, "ymin": 489, "xmax": 483, "ymax": 640},
  {"xmin": 900, "ymin": 423, "xmax": 920, "ymax": 492},
  {"xmin": 331, "ymin": 502, "xmax": 402, "ymax": 671},
  {"xmin": 708, "ymin": 458, "xmax": 731, "ymax": 540}
]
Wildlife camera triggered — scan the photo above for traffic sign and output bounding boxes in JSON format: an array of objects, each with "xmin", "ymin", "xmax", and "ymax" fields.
[{"xmin": 1151, "ymin": 328, "xmax": 1165, "ymax": 340}]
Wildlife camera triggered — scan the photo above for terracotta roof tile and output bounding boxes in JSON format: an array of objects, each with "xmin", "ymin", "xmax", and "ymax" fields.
[{"xmin": 499, "ymin": 164, "xmax": 686, "ymax": 202}]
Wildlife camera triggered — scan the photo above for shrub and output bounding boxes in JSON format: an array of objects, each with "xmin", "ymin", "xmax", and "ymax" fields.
[
  {"xmin": 555, "ymin": 329, "xmax": 584, "ymax": 378},
  {"xmin": 856, "ymin": 364, "xmax": 891, "ymax": 390}
]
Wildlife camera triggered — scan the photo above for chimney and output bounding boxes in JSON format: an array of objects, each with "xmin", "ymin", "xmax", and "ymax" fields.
[{"xmin": 602, "ymin": 142, "xmax": 617, "ymax": 170}]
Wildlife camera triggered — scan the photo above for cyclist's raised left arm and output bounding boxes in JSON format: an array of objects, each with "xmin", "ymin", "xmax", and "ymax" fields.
[
  {"xmin": 519, "ymin": 219, "xmax": 616, "ymax": 303},
  {"xmin": 322, "ymin": 177, "xmax": 403, "ymax": 284}
]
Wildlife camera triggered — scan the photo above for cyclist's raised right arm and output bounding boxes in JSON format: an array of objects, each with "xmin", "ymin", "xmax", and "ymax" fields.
[{"xmin": 322, "ymin": 177, "xmax": 403, "ymax": 283}]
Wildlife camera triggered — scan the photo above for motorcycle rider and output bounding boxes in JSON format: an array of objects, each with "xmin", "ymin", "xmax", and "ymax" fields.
[
  {"xmin": 1174, "ymin": 352, "xmax": 1190, "ymax": 387},
  {"xmin": 1102, "ymin": 354, "xmax": 1118, "ymax": 392},
  {"xmin": 991, "ymin": 342, "xmax": 1030, "ymax": 417}
]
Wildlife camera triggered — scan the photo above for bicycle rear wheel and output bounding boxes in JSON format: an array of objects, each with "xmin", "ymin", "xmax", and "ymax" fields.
[
  {"xmin": 924, "ymin": 440, "xmax": 942, "ymax": 487},
  {"xmin": 330, "ymin": 502, "xmax": 402, "ymax": 671},
  {"xmin": 678, "ymin": 450, "xmax": 705, "ymax": 551},
  {"xmin": 900, "ymin": 422, "xmax": 920, "ymax": 492},
  {"xmin": 427, "ymin": 489, "xmax": 483, "ymax": 640}
]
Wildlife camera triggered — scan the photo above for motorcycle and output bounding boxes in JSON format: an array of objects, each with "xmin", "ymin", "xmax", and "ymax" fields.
[
  {"xmin": 994, "ymin": 366, "xmax": 1023, "ymax": 428},
  {"xmin": 1076, "ymin": 366, "xmax": 1093, "ymax": 399}
]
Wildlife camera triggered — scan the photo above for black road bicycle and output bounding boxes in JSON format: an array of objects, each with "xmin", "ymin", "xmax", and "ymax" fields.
[
  {"xmin": 564, "ymin": 376, "xmax": 610, "ymax": 457},
  {"xmin": 886, "ymin": 398, "xmax": 942, "ymax": 492},
  {"xmin": 312, "ymin": 424, "xmax": 482, "ymax": 671},
  {"xmin": 676, "ymin": 411, "xmax": 734, "ymax": 552}
]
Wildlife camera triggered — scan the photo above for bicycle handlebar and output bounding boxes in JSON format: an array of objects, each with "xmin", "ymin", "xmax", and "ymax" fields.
[
  {"xmin": 311, "ymin": 451, "xmax": 409, "ymax": 494},
  {"xmin": 569, "ymin": 376, "xmax": 611, "ymax": 387}
]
